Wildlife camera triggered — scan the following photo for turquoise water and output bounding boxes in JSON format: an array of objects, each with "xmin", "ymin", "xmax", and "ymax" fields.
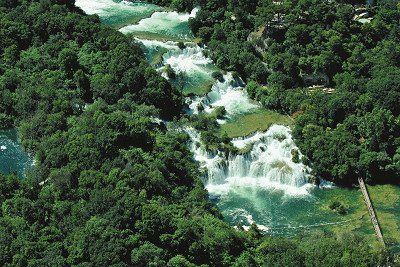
[
  {"xmin": 0, "ymin": 129, "xmax": 32, "ymax": 177},
  {"xmin": 138, "ymin": 40, "xmax": 217, "ymax": 95},
  {"xmin": 75, "ymin": 0, "xmax": 163, "ymax": 28},
  {"xmin": 74, "ymin": 1, "xmax": 400, "ymax": 249},
  {"xmin": 213, "ymin": 186, "xmax": 365, "ymax": 235},
  {"xmin": 119, "ymin": 8, "xmax": 197, "ymax": 40},
  {"xmin": 77, "ymin": 0, "xmax": 366, "ymax": 234}
]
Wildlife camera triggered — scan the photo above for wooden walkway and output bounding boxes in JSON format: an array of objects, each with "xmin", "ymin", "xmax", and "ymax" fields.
[{"xmin": 358, "ymin": 178, "xmax": 386, "ymax": 247}]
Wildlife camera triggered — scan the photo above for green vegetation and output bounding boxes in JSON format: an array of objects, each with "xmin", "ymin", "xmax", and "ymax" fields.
[
  {"xmin": 184, "ymin": 0, "xmax": 400, "ymax": 186},
  {"xmin": 220, "ymin": 109, "xmax": 293, "ymax": 138},
  {"xmin": 175, "ymin": 75, "xmax": 215, "ymax": 96},
  {"xmin": 126, "ymin": 31, "xmax": 193, "ymax": 43},
  {"xmin": 368, "ymin": 185, "xmax": 400, "ymax": 247},
  {"xmin": 317, "ymin": 185, "xmax": 400, "ymax": 250},
  {"xmin": 211, "ymin": 71, "xmax": 224, "ymax": 82},
  {"xmin": 148, "ymin": 47, "xmax": 169, "ymax": 66},
  {"xmin": 0, "ymin": 0, "xmax": 397, "ymax": 266},
  {"xmin": 328, "ymin": 200, "xmax": 348, "ymax": 215},
  {"xmin": 177, "ymin": 41, "xmax": 186, "ymax": 49},
  {"xmin": 186, "ymin": 79, "xmax": 214, "ymax": 96}
]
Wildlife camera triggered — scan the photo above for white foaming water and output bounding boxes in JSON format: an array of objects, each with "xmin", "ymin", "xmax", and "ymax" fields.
[
  {"xmin": 75, "ymin": 0, "xmax": 157, "ymax": 16},
  {"xmin": 138, "ymin": 40, "xmax": 258, "ymax": 119},
  {"xmin": 0, "ymin": 145, "xmax": 6, "ymax": 151},
  {"xmin": 138, "ymin": 39, "xmax": 212, "ymax": 74},
  {"xmin": 163, "ymin": 45, "xmax": 213, "ymax": 75},
  {"xmin": 230, "ymin": 208, "xmax": 270, "ymax": 231},
  {"xmin": 189, "ymin": 73, "xmax": 258, "ymax": 118},
  {"xmin": 137, "ymin": 39, "xmax": 214, "ymax": 87},
  {"xmin": 136, "ymin": 38, "xmax": 179, "ymax": 50},
  {"xmin": 186, "ymin": 125, "xmax": 311, "ymax": 196},
  {"xmin": 119, "ymin": 8, "xmax": 198, "ymax": 36}
]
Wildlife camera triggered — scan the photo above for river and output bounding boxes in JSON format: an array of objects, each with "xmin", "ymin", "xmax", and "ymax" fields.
[
  {"xmin": 0, "ymin": 129, "xmax": 32, "ymax": 177},
  {"xmin": 74, "ymin": 0, "xmax": 364, "ymax": 235},
  {"xmin": 3, "ymin": 0, "xmax": 398, "ymax": 247}
]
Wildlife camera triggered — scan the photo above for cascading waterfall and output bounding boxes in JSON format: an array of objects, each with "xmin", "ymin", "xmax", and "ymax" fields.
[
  {"xmin": 73, "ymin": 0, "xmax": 400, "ymax": 240},
  {"xmin": 137, "ymin": 37, "xmax": 311, "ymax": 196},
  {"xmin": 186, "ymin": 125, "xmax": 311, "ymax": 196},
  {"xmin": 188, "ymin": 72, "xmax": 258, "ymax": 119},
  {"xmin": 136, "ymin": 39, "xmax": 216, "ymax": 94},
  {"xmin": 162, "ymin": 45, "xmax": 213, "ymax": 76},
  {"xmin": 74, "ymin": 2, "xmax": 318, "ymax": 231},
  {"xmin": 75, "ymin": 0, "xmax": 162, "ymax": 27},
  {"xmin": 119, "ymin": 8, "xmax": 198, "ymax": 38}
]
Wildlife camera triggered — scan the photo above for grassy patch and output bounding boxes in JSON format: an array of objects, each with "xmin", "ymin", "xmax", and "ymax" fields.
[
  {"xmin": 219, "ymin": 109, "xmax": 293, "ymax": 138},
  {"xmin": 149, "ymin": 47, "xmax": 168, "ymax": 66},
  {"xmin": 316, "ymin": 185, "xmax": 400, "ymax": 250},
  {"xmin": 182, "ymin": 79, "xmax": 214, "ymax": 96},
  {"xmin": 126, "ymin": 31, "xmax": 193, "ymax": 43},
  {"xmin": 368, "ymin": 185, "xmax": 400, "ymax": 247},
  {"xmin": 317, "ymin": 188, "xmax": 376, "ymax": 245}
]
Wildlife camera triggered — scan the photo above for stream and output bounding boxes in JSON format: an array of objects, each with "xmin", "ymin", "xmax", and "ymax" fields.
[
  {"xmin": 74, "ymin": 0, "xmax": 350, "ymax": 234},
  {"xmin": 2, "ymin": 0, "xmax": 397, "ymax": 243},
  {"xmin": 0, "ymin": 129, "xmax": 32, "ymax": 177}
]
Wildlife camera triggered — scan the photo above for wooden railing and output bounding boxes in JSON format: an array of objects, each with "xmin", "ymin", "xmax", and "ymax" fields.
[{"xmin": 358, "ymin": 177, "xmax": 386, "ymax": 247}]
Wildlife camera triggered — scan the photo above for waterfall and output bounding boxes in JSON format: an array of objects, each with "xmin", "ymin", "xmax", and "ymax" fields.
[
  {"xmin": 189, "ymin": 73, "xmax": 258, "ymax": 119},
  {"xmin": 76, "ymin": 1, "xmax": 313, "ymax": 196},
  {"xmin": 75, "ymin": 0, "xmax": 161, "ymax": 21},
  {"xmin": 162, "ymin": 45, "xmax": 213, "ymax": 76},
  {"xmin": 119, "ymin": 8, "xmax": 198, "ymax": 38},
  {"xmin": 73, "ymin": 2, "xmax": 322, "ymax": 231},
  {"xmin": 186, "ymin": 125, "xmax": 311, "ymax": 196}
]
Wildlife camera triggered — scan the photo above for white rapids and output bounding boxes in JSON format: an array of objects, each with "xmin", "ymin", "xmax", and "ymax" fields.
[
  {"xmin": 119, "ymin": 8, "xmax": 198, "ymax": 36},
  {"xmin": 163, "ymin": 45, "xmax": 213, "ymax": 76},
  {"xmin": 70, "ymin": 2, "xmax": 332, "ymax": 232},
  {"xmin": 186, "ymin": 125, "xmax": 312, "ymax": 196},
  {"xmin": 75, "ymin": 0, "xmax": 159, "ymax": 17},
  {"xmin": 136, "ymin": 38, "xmax": 312, "ymax": 196},
  {"xmin": 137, "ymin": 39, "xmax": 213, "ymax": 76},
  {"xmin": 188, "ymin": 72, "xmax": 258, "ymax": 119}
]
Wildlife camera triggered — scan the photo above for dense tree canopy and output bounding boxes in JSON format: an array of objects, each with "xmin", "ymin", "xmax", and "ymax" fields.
[
  {"xmin": 184, "ymin": 0, "xmax": 400, "ymax": 185},
  {"xmin": 0, "ymin": 0, "xmax": 396, "ymax": 265}
]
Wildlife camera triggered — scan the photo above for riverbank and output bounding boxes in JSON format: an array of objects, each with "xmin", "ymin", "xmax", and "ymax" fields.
[{"xmin": 76, "ymin": 2, "xmax": 400, "ymax": 250}]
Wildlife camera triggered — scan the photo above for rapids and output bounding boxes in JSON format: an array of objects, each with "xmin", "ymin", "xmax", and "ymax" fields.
[
  {"xmin": 119, "ymin": 8, "xmax": 198, "ymax": 39},
  {"xmin": 75, "ymin": 0, "xmax": 162, "ymax": 28},
  {"xmin": 186, "ymin": 125, "xmax": 311, "ymax": 196},
  {"xmin": 137, "ymin": 39, "xmax": 216, "ymax": 95},
  {"xmin": 73, "ymin": 1, "xmax": 385, "ymax": 236},
  {"xmin": 188, "ymin": 72, "xmax": 259, "ymax": 118}
]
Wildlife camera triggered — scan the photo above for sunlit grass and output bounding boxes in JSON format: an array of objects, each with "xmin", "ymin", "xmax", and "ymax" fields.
[
  {"xmin": 368, "ymin": 185, "xmax": 400, "ymax": 247},
  {"xmin": 182, "ymin": 80, "xmax": 214, "ymax": 96},
  {"xmin": 317, "ymin": 185, "xmax": 400, "ymax": 250},
  {"xmin": 219, "ymin": 109, "xmax": 293, "ymax": 138},
  {"xmin": 126, "ymin": 31, "xmax": 193, "ymax": 43}
]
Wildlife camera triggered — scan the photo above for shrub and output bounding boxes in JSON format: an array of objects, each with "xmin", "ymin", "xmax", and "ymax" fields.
[
  {"xmin": 212, "ymin": 71, "xmax": 224, "ymax": 82},
  {"xmin": 177, "ymin": 42, "xmax": 186, "ymax": 50}
]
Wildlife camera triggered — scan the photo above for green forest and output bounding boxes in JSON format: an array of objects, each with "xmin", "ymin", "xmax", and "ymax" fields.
[
  {"xmin": 0, "ymin": 0, "xmax": 398, "ymax": 266},
  {"xmin": 179, "ymin": 0, "xmax": 400, "ymax": 186}
]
